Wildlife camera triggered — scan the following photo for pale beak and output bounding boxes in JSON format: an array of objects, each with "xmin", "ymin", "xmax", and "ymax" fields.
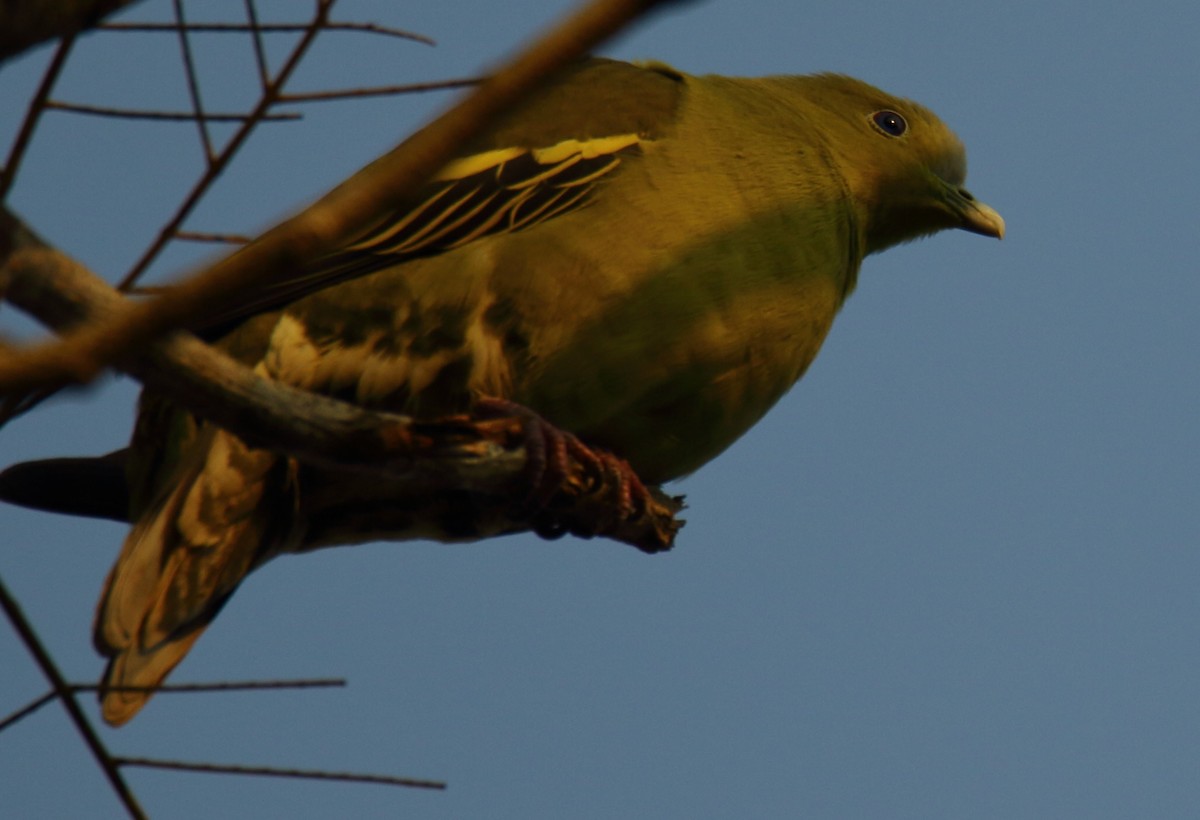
[{"xmin": 948, "ymin": 185, "xmax": 1005, "ymax": 239}]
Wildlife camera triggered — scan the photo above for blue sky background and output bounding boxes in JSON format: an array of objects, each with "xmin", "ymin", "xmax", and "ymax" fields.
[{"xmin": 2, "ymin": 0, "xmax": 1198, "ymax": 817}]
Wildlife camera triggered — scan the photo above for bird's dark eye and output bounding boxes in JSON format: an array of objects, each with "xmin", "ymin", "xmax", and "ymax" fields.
[{"xmin": 871, "ymin": 110, "xmax": 907, "ymax": 137}]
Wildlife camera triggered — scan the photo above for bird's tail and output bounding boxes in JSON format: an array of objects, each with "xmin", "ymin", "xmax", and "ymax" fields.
[
  {"xmin": 93, "ymin": 427, "xmax": 286, "ymax": 725},
  {"xmin": 0, "ymin": 449, "xmax": 131, "ymax": 521}
]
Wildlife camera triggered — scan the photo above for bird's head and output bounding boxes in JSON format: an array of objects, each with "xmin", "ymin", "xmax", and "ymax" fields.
[{"xmin": 801, "ymin": 74, "xmax": 1004, "ymax": 254}]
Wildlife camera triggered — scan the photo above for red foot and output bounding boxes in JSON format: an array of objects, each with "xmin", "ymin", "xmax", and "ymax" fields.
[{"xmin": 474, "ymin": 397, "xmax": 651, "ymax": 524}]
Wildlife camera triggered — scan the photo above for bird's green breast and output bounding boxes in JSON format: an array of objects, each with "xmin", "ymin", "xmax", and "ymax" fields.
[{"xmin": 506, "ymin": 75, "xmax": 862, "ymax": 481}]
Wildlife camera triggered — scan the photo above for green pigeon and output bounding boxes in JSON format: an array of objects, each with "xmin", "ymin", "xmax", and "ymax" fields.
[{"xmin": 0, "ymin": 58, "xmax": 1003, "ymax": 725}]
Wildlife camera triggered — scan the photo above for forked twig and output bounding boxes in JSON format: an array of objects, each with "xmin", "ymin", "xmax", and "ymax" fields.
[
  {"xmin": 0, "ymin": 578, "xmax": 146, "ymax": 819},
  {"xmin": 119, "ymin": 0, "xmax": 338, "ymax": 287},
  {"xmin": 2, "ymin": 573, "xmax": 440, "ymax": 814}
]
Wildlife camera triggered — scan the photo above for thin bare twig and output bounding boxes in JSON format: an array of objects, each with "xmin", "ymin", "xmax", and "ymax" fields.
[
  {"xmin": 44, "ymin": 79, "xmax": 479, "ymax": 125},
  {"xmin": 242, "ymin": 0, "xmax": 270, "ymax": 89},
  {"xmin": 99, "ymin": 19, "xmax": 436, "ymax": 46},
  {"xmin": 76, "ymin": 677, "xmax": 347, "ymax": 694},
  {"xmin": 0, "ymin": 678, "xmax": 346, "ymax": 732},
  {"xmin": 0, "ymin": 691, "xmax": 57, "ymax": 732},
  {"xmin": 172, "ymin": 0, "xmax": 214, "ymax": 161},
  {"xmin": 43, "ymin": 100, "xmax": 300, "ymax": 122},
  {"xmin": 114, "ymin": 757, "xmax": 447, "ymax": 790},
  {"xmin": 277, "ymin": 77, "xmax": 480, "ymax": 103},
  {"xmin": 0, "ymin": 36, "xmax": 77, "ymax": 201}
]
